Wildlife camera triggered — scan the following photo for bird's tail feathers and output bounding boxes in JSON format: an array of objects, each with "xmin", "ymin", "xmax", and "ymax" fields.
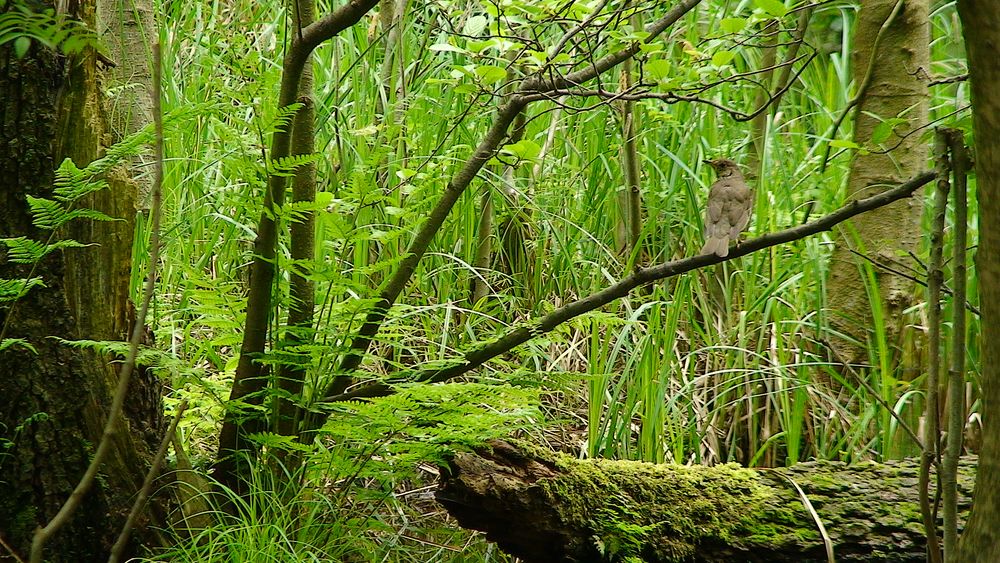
[{"xmin": 701, "ymin": 237, "xmax": 729, "ymax": 258}]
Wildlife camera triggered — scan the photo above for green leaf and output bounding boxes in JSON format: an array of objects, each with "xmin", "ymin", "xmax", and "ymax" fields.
[
  {"xmin": 829, "ymin": 139, "xmax": 861, "ymax": 150},
  {"xmin": 466, "ymin": 39, "xmax": 492, "ymax": 54},
  {"xmin": 474, "ymin": 64, "xmax": 507, "ymax": 85},
  {"xmin": 14, "ymin": 36, "xmax": 30, "ymax": 58},
  {"xmin": 501, "ymin": 139, "xmax": 541, "ymax": 161},
  {"xmin": 645, "ymin": 59, "xmax": 671, "ymax": 81},
  {"xmin": 712, "ymin": 50, "xmax": 735, "ymax": 67},
  {"xmin": 395, "ymin": 168, "xmax": 418, "ymax": 180},
  {"xmin": 463, "ymin": 15, "xmax": 488, "ymax": 36},
  {"xmin": 870, "ymin": 118, "xmax": 908, "ymax": 145},
  {"xmin": 720, "ymin": 17, "xmax": 747, "ymax": 34},
  {"xmin": 315, "ymin": 191, "xmax": 334, "ymax": 208},
  {"xmin": 754, "ymin": 0, "xmax": 788, "ymax": 17}
]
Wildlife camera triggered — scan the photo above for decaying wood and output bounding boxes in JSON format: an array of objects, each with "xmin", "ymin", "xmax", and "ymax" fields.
[{"xmin": 437, "ymin": 441, "xmax": 976, "ymax": 562}]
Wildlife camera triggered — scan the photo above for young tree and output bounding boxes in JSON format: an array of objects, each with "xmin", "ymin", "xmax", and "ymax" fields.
[{"xmin": 955, "ymin": 2, "xmax": 1000, "ymax": 560}]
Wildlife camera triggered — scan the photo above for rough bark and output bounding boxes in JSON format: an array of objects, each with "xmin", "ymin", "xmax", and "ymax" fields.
[
  {"xmin": 438, "ymin": 441, "xmax": 975, "ymax": 563},
  {"xmin": 827, "ymin": 0, "xmax": 930, "ymax": 373},
  {"xmin": 0, "ymin": 1, "xmax": 161, "ymax": 559},
  {"xmin": 955, "ymin": 0, "xmax": 1000, "ymax": 559}
]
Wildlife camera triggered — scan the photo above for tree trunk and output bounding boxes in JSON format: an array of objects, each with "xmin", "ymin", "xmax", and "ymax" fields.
[
  {"xmin": 97, "ymin": 0, "xmax": 155, "ymax": 209},
  {"xmin": 826, "ymin": 0, "xmax": 930, "ymax": 379},
  {"xmin": 955, "ymin": 1, "xmax": 1000, "ymax": 560},
  {"xmin": 438, "ymin": 441, "xmax": 974, "ymax": 563},
  {"xmin": 0, "ymin": 2, "xmax": 162, "ymax": 559}
]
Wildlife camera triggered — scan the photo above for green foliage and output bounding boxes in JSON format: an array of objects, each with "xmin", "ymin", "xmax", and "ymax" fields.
[
  {"xmin": 0, "ymin": 0, "xmax": 100, "ymax": 58},
  {"xmin": 139, "ymin": 458, "xmax": 382, "ymax": 562},
  {"xmin": 268, "ymin": 152, "xmax": 323, "ymax": 178},
  {"xmin": 25, "ymin": 195, "xmax": 117, "ymax": 230},
  {"xmin": 0, "ymin": 122, "xmax": 156, "ymax": 351},
  {"xmin": 320, "ymin": 382, "xmax": 539, "ymax": 471},
  {"xmin": 0, "ymin": 237, "xmax": 90, "ymax": 263},
  {"xmin": 135, "ymin": 0, "xmax": 976, "ymax": 558},
  {"xmin": 0, "ymin": 277, "xmax": 44, "ymax": 303}
]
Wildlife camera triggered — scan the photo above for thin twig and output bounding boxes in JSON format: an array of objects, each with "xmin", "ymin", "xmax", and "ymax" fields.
[
  {"xmin": 919, "ymin": 129, "xmax": 950, "ymax": 563},
  {"xmin": 0, "ymin": 535, "xmax": 26, "ymax": 563},
  {"xmin": 847, "ymin": 249, "xmax": 980, "ymax": 316},
  {"xmin": 929, "ymin": 73, "xmax": 968, "ymax": 86},
  {"xmin": 107, "ymin": 400, "xmax": 188, "ymax": 563},
  {"xmin": 942, "ymin": 128, "xmax": 969, "ymax": 559}
]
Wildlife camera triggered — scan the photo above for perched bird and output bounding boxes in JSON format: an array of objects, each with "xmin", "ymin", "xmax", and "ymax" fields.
[{"xmin": 700, "ymin": 158, "xmax": 752, "ymax": 257}]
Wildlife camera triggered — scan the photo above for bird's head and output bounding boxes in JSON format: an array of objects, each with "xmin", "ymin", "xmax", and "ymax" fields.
[{"xmin": 704, "ymin": 158, "xmax": 740, "ymax": 177}]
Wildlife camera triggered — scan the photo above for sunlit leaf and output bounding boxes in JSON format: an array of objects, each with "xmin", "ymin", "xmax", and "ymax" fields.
[
  {"xmin": 754, "ymin": 0, "xmax": 788, "ymax": 17},
  {"xmin": 712, "ymin": 50, "xmax": 735, "ymax": 67}
]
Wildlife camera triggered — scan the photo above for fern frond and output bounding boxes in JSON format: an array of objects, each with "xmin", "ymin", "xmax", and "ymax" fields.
[
  {"xmin": 0, "ymin": 277, "xmax": 45, "ymax": 302},
  {"xmin": 0, "ymin": 4, "xmax": 99, "ymax": 56},
  {"xmin": 63, "ymin": 208, "xmax": 119, "ymax": 223},
  {"xmin": 0, "ymin": 237, "xmax": 87, "ymax": 263},
  {"xmin": 266, "ymin": 102, "xmax": 305, "ymax": 135},
  {"xmin": 26, "ymin": 196, "xmax": 69, "ymax": 230},
  {"xmin": 1, "ymin": 237, "xmax": 47, "ymax": 263},
  {"xmin": 268, "ymin": 152, "xmax": 321, "ymax": 177},
  {"xmin": 26, "ymin": 196, "xmax": 119, "ymax": 230},
  {"xmin": 0, "ymin": 338, "xmax": 37, "ymax": 354}
]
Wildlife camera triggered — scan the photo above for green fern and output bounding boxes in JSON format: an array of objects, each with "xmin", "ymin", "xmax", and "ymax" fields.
[
  {"xmin": 0, "ymin": 338, "xmax": 36, "ymax": 353},
  {"xmin": 0, "ymin": 121, "xmax": 155, "ymax": 308},
  {"xmin": 25, "ymin": 196, "xmax": 118, "ymax": 230},
  {"xmin": 318, "ymin": 382, "xmax": 540, "ymax": 472},
  {"xmin": 266, "ymin": 102, "xmax": 305, "ymax": 135},
  {"xmin": 0, "ymin": 278, "xmax": 45, "ymax": 302},
  {"xmin": 0, "ymin": 1, "xmax": 100, "ymax": 58},
  {"xmin": 268, "ymin": 152, "xmax": 322, "ymax": 177},
  {"xmin": 0, "ymin": 237, "xmax": 90, "ymax": 263}
]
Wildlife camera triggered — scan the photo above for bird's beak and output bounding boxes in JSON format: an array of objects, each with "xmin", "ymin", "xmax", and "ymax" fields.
[{"xmin": 702, "ymin": 159, "xmax": 712, "ymax": 165}]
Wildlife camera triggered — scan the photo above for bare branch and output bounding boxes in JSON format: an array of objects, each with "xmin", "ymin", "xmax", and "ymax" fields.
[{"xmin": 929, "ymin": 73, "xmax": 968, "ymax": 86}]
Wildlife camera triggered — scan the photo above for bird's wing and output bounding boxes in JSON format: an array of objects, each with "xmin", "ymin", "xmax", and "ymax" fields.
[
  {"xmin": 706, "ymin": 183, "xmax": 724, "ymax": 223},
  {"xmin": 719, "ymin": 185, "xmax": 751, "ymax": 239}
]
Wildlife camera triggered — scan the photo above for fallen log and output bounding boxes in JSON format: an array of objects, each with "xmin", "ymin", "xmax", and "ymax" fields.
[{"xmin": 436, "ymin": 441, "xmax": 976, "ymax": 562}]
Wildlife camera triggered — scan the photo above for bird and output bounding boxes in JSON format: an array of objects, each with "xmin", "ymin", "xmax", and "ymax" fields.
[{"xmin": 700, "ymin": 158, "xmax": 753, "ymax": 258}]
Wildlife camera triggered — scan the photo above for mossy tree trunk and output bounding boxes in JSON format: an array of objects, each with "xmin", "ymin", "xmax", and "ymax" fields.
[
  {"xmin": 438, "ymin": 441, "xmax": 975, "ymax": 563},
  {"xmin": 955, "ymin": 1, "xmax": 1000, "ymax": 559},
  {"xmin": 0, "ymin": 1, "xmax": 162, "ymax": 560}
]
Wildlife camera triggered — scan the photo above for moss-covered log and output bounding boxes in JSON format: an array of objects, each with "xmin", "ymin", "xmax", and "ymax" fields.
[{"xmin": 436, "ymin": 441, "xmax": 976, "ymax": 562}]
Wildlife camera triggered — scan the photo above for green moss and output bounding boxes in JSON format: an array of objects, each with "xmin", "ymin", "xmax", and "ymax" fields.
[{"xmin": 533, "ymin": 455, "xmax": 776, "ymax": 561}]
